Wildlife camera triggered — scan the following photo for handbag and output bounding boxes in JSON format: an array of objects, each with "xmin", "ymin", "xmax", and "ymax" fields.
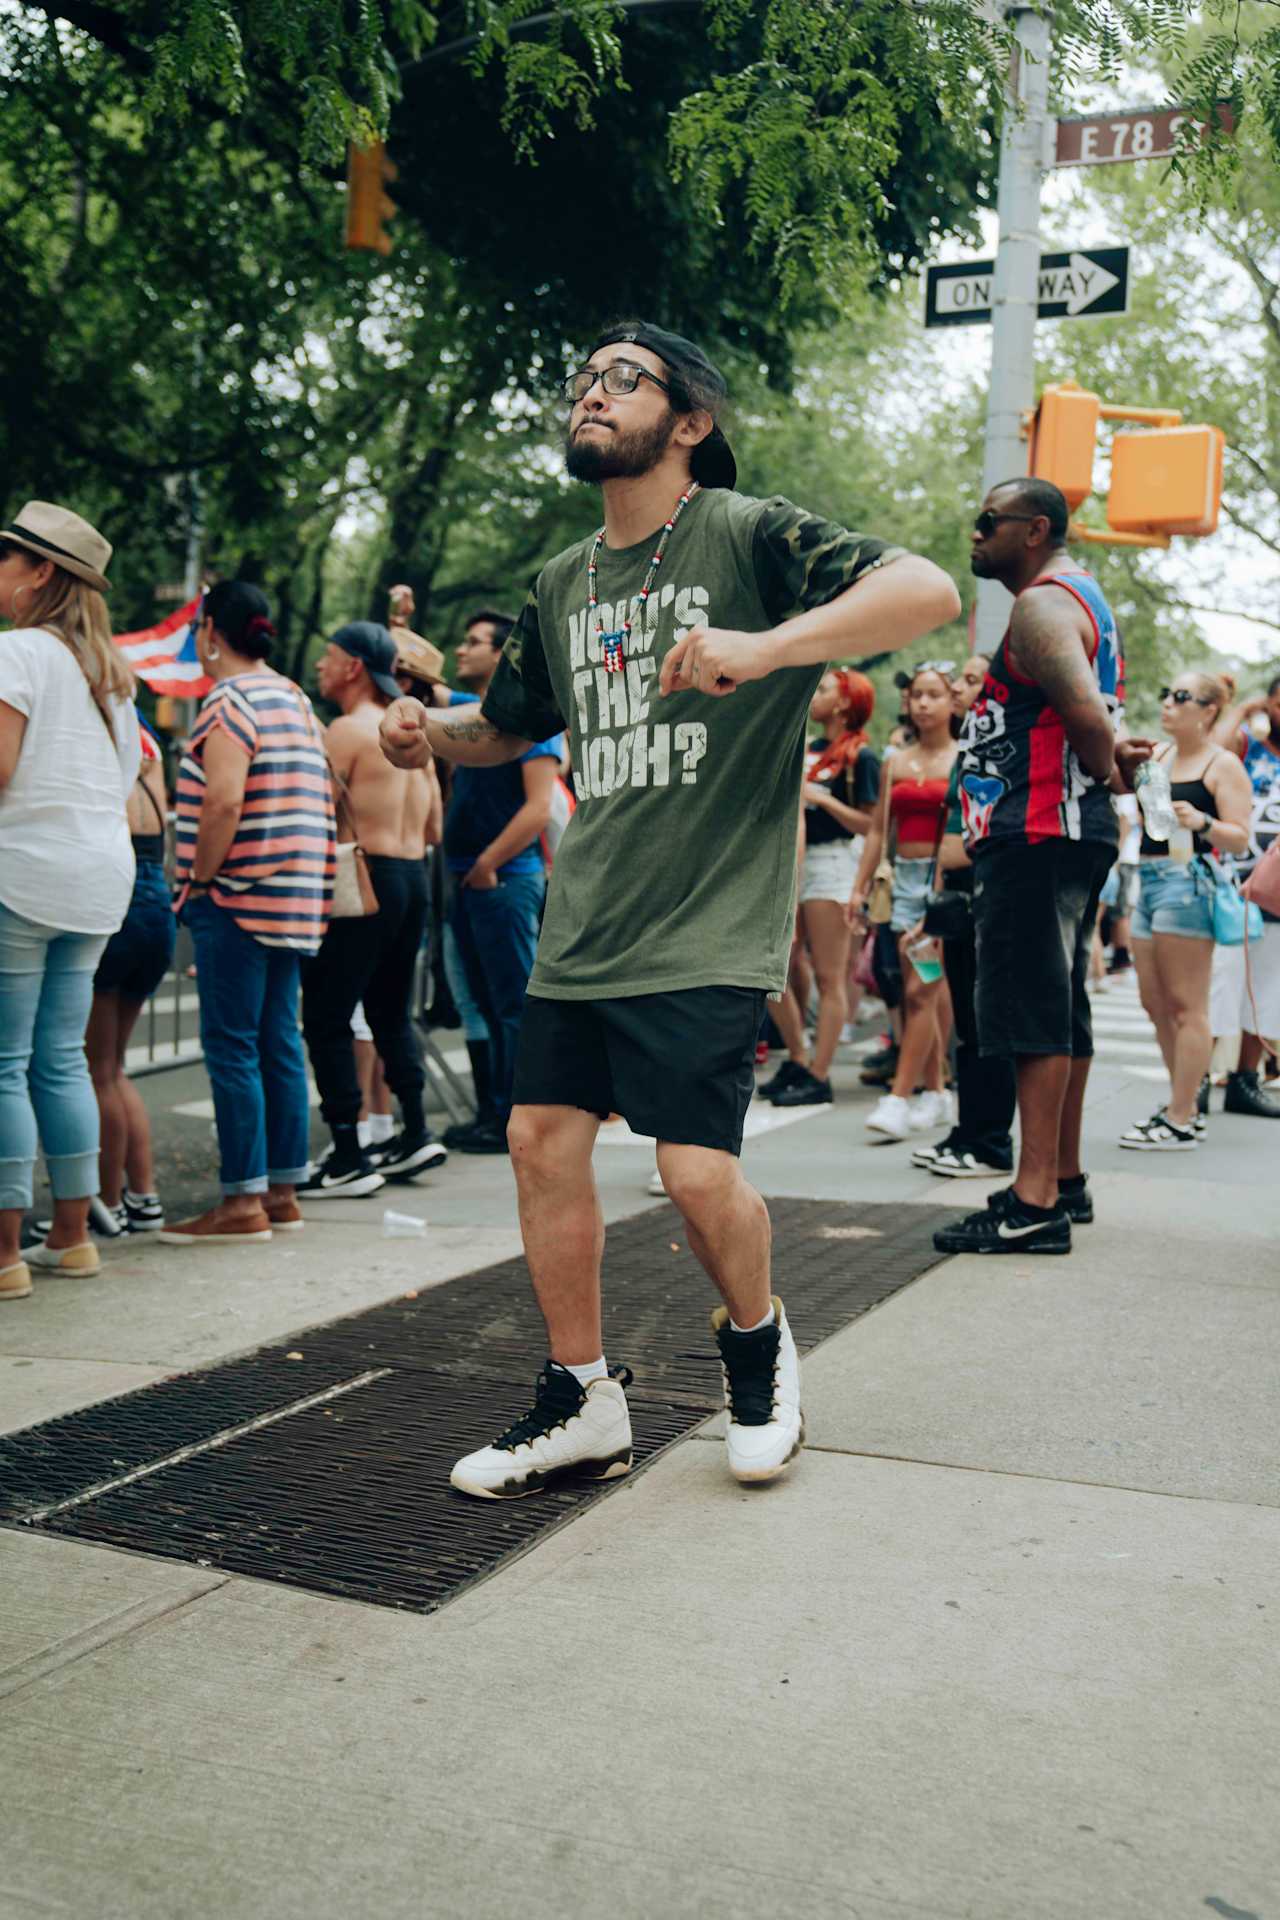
[
  {"xmin": 865, "ymin": 753, "xmax": 895, "ymax": 925},
  {"xmin": 1244, "ymin": 838, "xmax": 1280, "ymax": 918},
  {"xmin": 327, "ymin": 758, "xmax": 379, "ymax": 920},
  {"xmin": 1208, "ymin": 858, "xmax": 1263, "ymax": 947},
  {"xmin": 921, "ymin": 778, "xmax": 971, "ymax": 940}
]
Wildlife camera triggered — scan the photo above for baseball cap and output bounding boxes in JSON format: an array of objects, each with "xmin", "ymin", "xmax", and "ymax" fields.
[
  {"xmin": 331, "ymin": 621, "xmax": 402, "ymax": 701},
  {"xmin": 589, "ymin": 321, "xmax": 737, "ymax": 489}
]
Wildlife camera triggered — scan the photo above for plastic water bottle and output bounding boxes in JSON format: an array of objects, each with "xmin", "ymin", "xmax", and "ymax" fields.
[
  {"xmin": 1134, "ymin": 759, "xmax": 1177, "ymax": 842},
  {"xmin": 382, "ymin": 1209, "xmax": 426, "ymax": 1238}
]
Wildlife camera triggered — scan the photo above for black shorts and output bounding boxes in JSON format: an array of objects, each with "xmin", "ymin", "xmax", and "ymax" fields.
[
  {"xmin": 512, "ymin": 987, "xmax": 768, "ymax": 1155},
  {"xmin": 973, "ymin": 839, "xmax": 1114, "ymax": 1059},
  {"xmin": 94, "ymin": 861, "xmax": 176, "ymax": 1002}
]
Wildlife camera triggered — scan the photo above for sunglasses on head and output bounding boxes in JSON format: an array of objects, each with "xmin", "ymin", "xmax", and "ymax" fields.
[
  {"xmin": 561, "ymin": 360, "xmax": 674, "ymax": 405},
  {"xmin": 1159, "ymin": 686, "xmax": 1212, "ymax": 707},
  {"xmin": 973, "ymin": 509, "xmax": 1040, "ymax": 538}
]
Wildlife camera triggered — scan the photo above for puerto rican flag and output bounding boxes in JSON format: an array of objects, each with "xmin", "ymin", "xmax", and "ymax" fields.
[{"xmin": 113, "ymin": 595, "xmax": 211, "ymax": 697}]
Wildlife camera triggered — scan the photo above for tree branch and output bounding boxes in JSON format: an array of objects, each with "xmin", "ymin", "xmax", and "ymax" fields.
[{"xmin": 35, "ymin": 1, "xmax": 153, "ymax": 73}]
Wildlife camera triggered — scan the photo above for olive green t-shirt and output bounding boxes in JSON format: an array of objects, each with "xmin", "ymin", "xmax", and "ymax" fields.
[{"xmin": 481, "ymin": 487, "xmax": 903, "ymax": 999}]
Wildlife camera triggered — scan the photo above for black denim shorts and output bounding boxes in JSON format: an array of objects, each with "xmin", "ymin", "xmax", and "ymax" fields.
[
  {"xmin": 513, "ymin": 986, "xmax": 768, "ymax": 1155},
  {"xmin": 972, "ymin": 839, "xmax": 1115, "ymax": 1059},
  {"xmin": 94, "ymin": 861, "xmax": 176, "ymax": 1002}
]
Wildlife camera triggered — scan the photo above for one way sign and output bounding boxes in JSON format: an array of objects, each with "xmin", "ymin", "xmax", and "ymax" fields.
[{"xmin": 925, "ymin": 247, "xmax": 1129, "ymax": 328}]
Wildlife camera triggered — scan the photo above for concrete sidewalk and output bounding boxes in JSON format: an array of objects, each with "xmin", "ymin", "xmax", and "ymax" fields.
[{"xmin": 2, "ymin": 1026, "xmax": 1278, "ymax": 1919}]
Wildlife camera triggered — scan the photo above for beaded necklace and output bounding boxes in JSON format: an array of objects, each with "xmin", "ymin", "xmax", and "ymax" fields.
[{"xmin": 587, "ymin": 480, "xmax": 700, "ymax": 675}]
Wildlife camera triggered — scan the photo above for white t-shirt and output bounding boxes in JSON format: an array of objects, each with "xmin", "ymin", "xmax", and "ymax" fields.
[{"xmin": 0, "ymin": 627, "xmax": 141, "ymax": 933}]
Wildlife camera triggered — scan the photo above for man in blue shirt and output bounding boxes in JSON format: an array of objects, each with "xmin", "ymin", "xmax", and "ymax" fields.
[{"xmin": 444, "ymin": 611, "xmax": 562, "ymax": 1152}]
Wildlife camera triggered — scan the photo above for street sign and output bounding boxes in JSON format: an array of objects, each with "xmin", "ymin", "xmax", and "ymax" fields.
[
  {"xmin": 924, "ymin": 247, "xmax": 1129, "ymax": 329},
  {"xmin": 1055, "ymin": 103, "xmax": 1235, "ymax": 168}
]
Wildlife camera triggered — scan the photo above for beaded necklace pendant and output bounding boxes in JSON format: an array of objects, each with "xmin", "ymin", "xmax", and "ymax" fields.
[{"xmin": 587, "ymin": 481, "xmax": 700, "ymax": 677}]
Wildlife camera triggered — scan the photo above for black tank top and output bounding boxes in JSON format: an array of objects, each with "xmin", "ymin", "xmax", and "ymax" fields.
[{"xmin": 1139, "ymin": 755, "xmax": 1218, "ymax": 857}]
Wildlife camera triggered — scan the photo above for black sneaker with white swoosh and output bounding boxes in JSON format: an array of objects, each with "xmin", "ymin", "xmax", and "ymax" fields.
[{"xmin": 932, "ymin": 1185, "xmax": 1071, "ymax": 1257}]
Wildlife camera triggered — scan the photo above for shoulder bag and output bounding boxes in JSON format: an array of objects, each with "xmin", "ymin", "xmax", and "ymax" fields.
[
  {"xmin": 328, "ymin": 757, "xmax": 379, "ymax": 920},
  {"xmin": 922, "ymin": 773, "xmax": 970, "ymax": 941},
  {"xmin": 1207, "ymin": 856, "xmax": 1263, "ymax": 947},
  {"xmin": 865, "ymin": 755, "xmax": 896, "ymax": 926}
]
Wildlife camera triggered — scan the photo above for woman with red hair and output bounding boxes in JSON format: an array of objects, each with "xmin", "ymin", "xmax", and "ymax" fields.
[{"xmin": 764, "ymin": 668, "xmax": 880, "ymax": 1106}]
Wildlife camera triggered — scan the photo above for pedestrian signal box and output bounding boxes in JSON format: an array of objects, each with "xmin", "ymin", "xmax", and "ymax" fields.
[
  {"xmin": 1030, "ymin": 381, "xmax": 1101, "ymax": 509},
  {"xmin": 345, "ymin": 142, "xmax": 397, "ymax": 255},
  {"xmin": 1107, "ymin": 424, "xmax": 1225, "ymax": 536}
]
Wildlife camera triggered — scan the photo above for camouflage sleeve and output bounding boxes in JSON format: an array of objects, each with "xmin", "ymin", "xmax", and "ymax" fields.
[
  {"xmin": 479, "ymin": 581, "xmax": 567, "ymax": 744},
  {"xmin": 751, "ymin": 497, "xmax": 907, "ymax": 626}
]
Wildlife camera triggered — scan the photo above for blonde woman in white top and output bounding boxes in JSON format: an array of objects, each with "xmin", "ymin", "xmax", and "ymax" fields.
[{"xmin": 0, "ymin": 503, "xmax": 139, "ymax": 1298}]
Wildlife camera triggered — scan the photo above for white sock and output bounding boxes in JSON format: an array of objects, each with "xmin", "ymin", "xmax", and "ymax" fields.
[
  {"xmin": 730, "ymin": 1305, "xmax": 776, "ymax": 1334},
  {"xmin": 356, "ymin": 1119, "xmax": 372, "ymax": 1148},
  {"xmin": 562, "ymin": 1357, "xmax": 609, "ymax": 1386},
  {"xmin": 370, "ymin": 1113, "xmax": 395, "ymax": 1144}
]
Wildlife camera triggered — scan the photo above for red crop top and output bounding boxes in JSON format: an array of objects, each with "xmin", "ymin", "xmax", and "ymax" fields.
[{"xmin": 889, "ymin": 776, "xmax": 950, "ymax": 843}]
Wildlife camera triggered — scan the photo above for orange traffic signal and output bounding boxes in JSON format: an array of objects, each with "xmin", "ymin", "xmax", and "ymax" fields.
[
  {"xmin": 1030, "ymin": 381, "xmax": 1101, "ymax": 510},
  {"xmin": 345, "ymin": 142, "xmax": 397, "ymax": 255},
  {"xmin": 1107, "ymin": 425, "xmax": 1225, "ymax": 536}
]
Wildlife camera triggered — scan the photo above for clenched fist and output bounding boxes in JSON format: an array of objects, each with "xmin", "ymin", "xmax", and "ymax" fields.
[{"xmin": 380, "ymin": 697, "xmax": 433, "ymax": 770}]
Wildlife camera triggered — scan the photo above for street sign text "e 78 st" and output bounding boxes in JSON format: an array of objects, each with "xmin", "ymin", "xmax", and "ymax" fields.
[{"xmin": 1055, "ymin": 104, "xmax": 1236, "ymax": 168}]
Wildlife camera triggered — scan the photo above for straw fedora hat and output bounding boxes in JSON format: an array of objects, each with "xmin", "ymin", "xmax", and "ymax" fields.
[
  {"xmin": 393, "ymin": 628, "xmax": 445, "ymax": 684},
  {"xmin": 1, "ymin": 501, "xmax": 112, "ymax": 593}
]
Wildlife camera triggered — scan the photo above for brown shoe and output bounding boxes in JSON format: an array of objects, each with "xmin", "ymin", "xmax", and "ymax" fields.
[
  {"xmin": 0, "ymin": 1261, "xmax": 33, "ymax": 1300},
  {"xmin": 157, "ymin": 1206, "xmax": 273, "ymax": 1245},
  {"xmin": 264, "ymin": 1198, "xmax": 304, "ymax": 1232}
]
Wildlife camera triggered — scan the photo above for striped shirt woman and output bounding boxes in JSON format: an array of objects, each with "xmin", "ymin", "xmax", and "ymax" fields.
[
  {"xmin": 175, "ymin": 672, "xmax": 334, "ymax": 954},
  {"xmin": 163, "ymin": 582, "xmax": 335, "ymax": 1246}
]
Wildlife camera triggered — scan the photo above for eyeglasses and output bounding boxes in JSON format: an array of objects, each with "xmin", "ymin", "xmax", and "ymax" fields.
[
  {"xmin": 973, "ymin": 510, "xmax": 1040, "ymax": 537},
  {"xmin": 1159, "ymin": 687, "xmax": 1213, "ymax": 707},
  {"xmin": 561, "ymin": 361, "xmax": 672, "ymax": 405}
]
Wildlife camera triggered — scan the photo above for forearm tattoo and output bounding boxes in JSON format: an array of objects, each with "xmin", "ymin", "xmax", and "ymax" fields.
[{"xmin": 442, "ymin": 714, "xmax": 502, "ymax": 745}]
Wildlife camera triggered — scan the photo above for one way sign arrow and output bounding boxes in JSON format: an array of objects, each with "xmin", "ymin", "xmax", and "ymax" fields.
[{"xmin": 925, "ymin": 246, "xmax": 1129, "ymax": 328}]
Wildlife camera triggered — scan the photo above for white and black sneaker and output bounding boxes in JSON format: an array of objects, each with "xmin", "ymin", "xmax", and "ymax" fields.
[
  {"xmin": 1119, "ymin": 1113, "xmax": 1197, "ymax": 1152},
  {"xmin": 932, "ymin": 1185, "xmax": 1071, "ymax": 1256},
  {"xmin": 122, "ymin": 1190, "xmax": 165, "ymax": 1232},
  {"xmin": 297, "ymin": 1147, "xmax": 385, "ymax": 1199},
  {"xmin": 371, "ymin": 1129, "xmax": 448, "ymax": 1181},
  {"xmin": 929, "ymin": 1144, "xmax": 1013, "ymax": 1180},
  {"xmin": 711, "ymin": 1297, "xmax": 803, "ymax": 1484},
  {"xmin": 35, "ymin": 1196, "xmax": 127, "ymax": 1239},
  {"xmin": 450, "ymin": 1363, "xmax": 634, "ymax": 1499}
]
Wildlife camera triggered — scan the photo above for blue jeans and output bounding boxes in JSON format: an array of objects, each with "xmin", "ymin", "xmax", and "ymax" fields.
[
  {"xmin": 0, "ymin": 901, "xmax": 107, "ymax": 1210},
  {"xmin": 442, "ymin": 921, "xmax": 488, "ymax": 1043},
  {"xmin": 450, "ymin": 870, "xmax": 545, "ymax": 1121},
  {"xmin": 186, "ymin": 897, "xmax": 310, "ymax": 1195}
]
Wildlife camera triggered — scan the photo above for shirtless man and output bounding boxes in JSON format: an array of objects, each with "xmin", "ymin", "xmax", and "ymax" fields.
[{"xmin": 299, "ymin": 621, "xmax": 446, "ymax": 1195}]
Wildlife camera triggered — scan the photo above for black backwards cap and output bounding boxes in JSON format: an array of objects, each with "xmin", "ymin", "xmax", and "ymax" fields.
[
  {"xmin": 331, "ymin": 621, "xmax": 402, "ymax": 701},
  {"xmin": 590, "ymin": 321, "xmax": 738, "ymax": 490}
]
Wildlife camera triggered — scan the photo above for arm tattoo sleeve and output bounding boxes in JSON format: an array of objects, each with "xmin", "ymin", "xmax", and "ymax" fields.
[{"xmin": 1007, "ymin": 593, "xmax": 1100, "ymax": 714}]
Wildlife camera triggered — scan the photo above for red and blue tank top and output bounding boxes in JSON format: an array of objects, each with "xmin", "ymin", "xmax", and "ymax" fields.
[{"xmin": 957, "ymin": 569, "xmax": 1123, "ymax": 856}]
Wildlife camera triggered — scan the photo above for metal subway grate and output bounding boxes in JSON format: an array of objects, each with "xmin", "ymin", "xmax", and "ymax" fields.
[{"xmin": 0, "ymin": 1200, "xmax": 953, "ymax": 1614}]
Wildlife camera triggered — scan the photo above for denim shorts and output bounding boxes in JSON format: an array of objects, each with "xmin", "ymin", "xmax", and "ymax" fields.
[
  {"xmin": 95, "ymin": 861, "xmax": 176, "ymax": 999},
  {"xmin": 890, "ymin": 857, "xmax": 934, "ymax": 933},
  {"xmin": 799, "ymin": 839, "xmax": 860, "ymax": 905},
  {"xmin": 1132, "ymin": 858, "xmax": 1214, "ymax": 941}
]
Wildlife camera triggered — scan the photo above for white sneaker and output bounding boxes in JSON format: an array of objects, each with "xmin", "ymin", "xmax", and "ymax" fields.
[
  {"xmin": 866, "ymin": 1093, "xmax": 911, "ymax": 1140},
  {"xmin": 711, "ymin": 1296, "xmax": 803, "ymax": 1483},
  {"xmin": 647, "ymin": 1169, "xmax": 668, "ymax": 1197},
  {"xmin": 449, "ymin": 1365, "xmax": 634, "ymax": 1500},
  {"xmin": 908, "ymin": 1090, "xmax": 950, "ymax": 1132}
]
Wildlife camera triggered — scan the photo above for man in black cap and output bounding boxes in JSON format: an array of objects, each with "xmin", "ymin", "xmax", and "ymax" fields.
[
  {"xmin": 381, "ymin": 321, "xmax": 960, "ymax": 1498},
  {"xmin": 300, "ymin": 622, "xmax": 445, "ymax": 1196}
]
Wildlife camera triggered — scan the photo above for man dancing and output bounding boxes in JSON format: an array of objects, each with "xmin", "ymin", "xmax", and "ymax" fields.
[{"xmin": 382, "ymin": 321, "xmax": 960, "ymax": 1498}]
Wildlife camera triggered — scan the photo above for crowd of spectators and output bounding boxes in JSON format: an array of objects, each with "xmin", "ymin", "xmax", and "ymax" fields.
[{"xmin": 1, "ymin": 488, "xmax": 1277, "ymax": 1301}]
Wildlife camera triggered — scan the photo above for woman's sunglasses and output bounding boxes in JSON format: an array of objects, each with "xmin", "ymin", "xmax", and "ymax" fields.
[{"xmin": 1159, "ymin": 687, "xmax": 1213, "ymax": 707}]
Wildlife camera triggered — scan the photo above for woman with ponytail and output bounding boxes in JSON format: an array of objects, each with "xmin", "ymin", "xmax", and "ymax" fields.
[
  {"xmin": 0, "ymin": 502, "xmax": 141, "ymax": 1299},
  {"xmin": 763, "ymin": 669, "xmax": 880, "ymax": 1106}
]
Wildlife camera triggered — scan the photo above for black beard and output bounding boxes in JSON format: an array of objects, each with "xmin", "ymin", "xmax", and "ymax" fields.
[{"xmin": 564, "ymin": 409, "xmax": 677, "ymax": 482}]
